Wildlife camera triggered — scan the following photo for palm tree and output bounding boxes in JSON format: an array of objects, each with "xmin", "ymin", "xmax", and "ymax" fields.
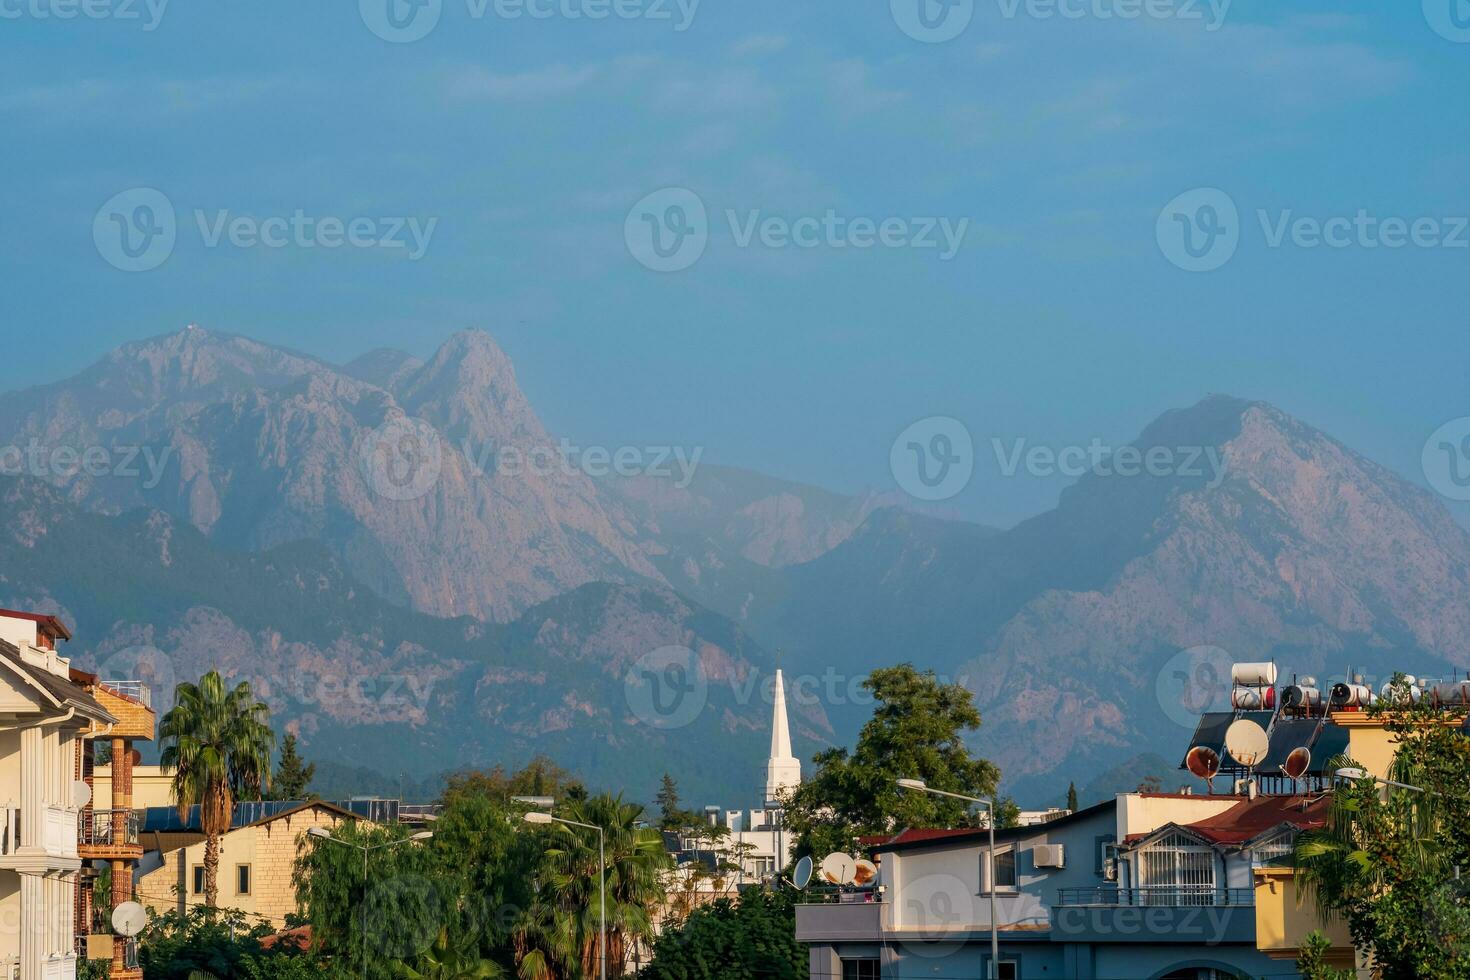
[
  {"xmin": 515, "ymin": 794, "xmax": 669, "ymax": 979},
  {"xmin": 395, "ymin": 928, "xmax": 506, "ymax": 980},
  {"xmin": 158, "ymin": 671, "xmax": 275, "ymax": 907}
]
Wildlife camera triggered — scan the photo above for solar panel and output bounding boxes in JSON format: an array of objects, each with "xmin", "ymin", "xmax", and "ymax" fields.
[{"xmin": 1179, "ymin": 710, "xmax": 1274, "ymax": 768}]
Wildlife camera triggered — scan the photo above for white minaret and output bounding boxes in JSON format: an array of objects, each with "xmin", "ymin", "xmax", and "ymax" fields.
[{"xmin": 764, "ymin": 669, "xmax": 802, "ymax": 804}]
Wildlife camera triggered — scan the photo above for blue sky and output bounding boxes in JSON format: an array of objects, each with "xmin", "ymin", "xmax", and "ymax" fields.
[{"xmin": 4, "ymin": 0, "xmax": 1469, "ymax": 527}]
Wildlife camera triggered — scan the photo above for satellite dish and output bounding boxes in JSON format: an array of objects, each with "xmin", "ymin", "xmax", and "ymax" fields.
[
  {"xmin": 111, "ymin": 902, "xmax": 147, "ymax": 938},
  {"xmin": 1282, "ymin": 746, "xmax": 1312, "ymax": 780},
  {"xmin": 72, "ymin": 780, "xmax": 92, "ymax": 808},
  {"xmin": 853, "ymin": 858, "xmax": 878, "ymax": 887},
  {"xmin": 1185, "ymin": 745, "xmax": 1221, "ymax": 780},
  {"xmin": 1223, "ymin": 719, "xmax": 1269, "ymax": 769},
  {"xmin": 792, "ymin": 855, "xmax": 813, "ymax": 890},
  {"xmin": 818, "ymin": 853, "xmax": 858, "ymax": 886}
]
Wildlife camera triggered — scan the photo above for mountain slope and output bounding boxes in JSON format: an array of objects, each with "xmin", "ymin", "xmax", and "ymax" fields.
[
  {"xmin": 759, "ymin": 396, "xmax": 1470, "ymax": 799},
  {"xmin": 0, "ymin": 477, "xmax": 829, "ymax": 802}
]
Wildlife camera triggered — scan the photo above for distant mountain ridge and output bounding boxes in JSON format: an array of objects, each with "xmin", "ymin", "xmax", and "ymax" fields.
[{"xmin": 7, "ymin": 329, "xmax": 1470, "ymax": 805}]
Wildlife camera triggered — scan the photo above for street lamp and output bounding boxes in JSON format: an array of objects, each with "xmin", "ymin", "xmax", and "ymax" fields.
[
  {"xmin": 1332, "ymin": 767, "xmax": 1440, "ymax": 796},
  {"xmin": 308, "ymin": 827, "xmax": 434, "ymax": 980},
  {"xmin": 898, "ymin": 779, "xmax": 1000, "ymax": 980},
  {"xmin": 524, "ymin": 811, "xmax": 607, "ymax": 980}
]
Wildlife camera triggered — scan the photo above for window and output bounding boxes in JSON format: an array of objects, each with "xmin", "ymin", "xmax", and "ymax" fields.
[
  {"xmin": 1096, "ymin": 835, "xmax": 1118, "ymax": 879},
  {"xmin": 192, "ymin": 866, "xmax": 205, "ymax": 895},
  {"xmin": 997, "ymin": 961, "xmax": 1019, "ymax": 980},
  {"xmin": 984, "ymin": 848, "xmax": 1017, "ymax": 892},
  {"xmin": 841, "ymin": 959, "xmax": 880, "ymax": 980},
  {"xmin": 1251, "ymin": 831, "xmax": 1293, "ymax": 867},
  {"xmin": 1138, "ymin": 831, "xmax": 1216, "ymax": 906},
  {"xmin": 237, "ymin": 864, "xmax": 252, "ymax": 895}
]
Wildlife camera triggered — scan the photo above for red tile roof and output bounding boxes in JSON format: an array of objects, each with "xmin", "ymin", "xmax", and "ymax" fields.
[
  {"xmin": 884, "ymin": 827, "xmax": 989, "ymax": 846},
  {"xmin": 1178, "ymin": 794, "xmax": 1330, "ymax": 846}
]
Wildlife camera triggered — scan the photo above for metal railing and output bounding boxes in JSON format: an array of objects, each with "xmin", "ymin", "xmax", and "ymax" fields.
[
  {"xmin": 1056, "ymin": 885, "xmax": 1254, "ymax": 908},
  {"xmin": 101, "ymin": 680, "xmax": 151, "ymax": 707},
  {"xmin": 79, "ymin": 809, "xmax": 141, "ymax": 847}
]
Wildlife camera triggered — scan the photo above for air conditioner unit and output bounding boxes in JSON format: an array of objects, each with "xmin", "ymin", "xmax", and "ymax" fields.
[{"xmin": 1032, "ymin": 843, "xmax": 1065, "ymax": 868}]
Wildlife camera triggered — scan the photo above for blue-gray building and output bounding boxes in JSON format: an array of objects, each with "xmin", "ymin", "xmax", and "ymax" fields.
[{"xmin": 796, "ymin": 793, "xmax": 1316, "ymax": 980}]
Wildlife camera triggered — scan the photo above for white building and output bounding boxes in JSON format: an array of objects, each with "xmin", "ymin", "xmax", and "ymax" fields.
[
  {"xmin": 0, "ymin": 609, "xmax": 116, "ymax": 980},
  {"xmin": 711, "ymin": 668, "xmax": 802, "ymax": 880}
]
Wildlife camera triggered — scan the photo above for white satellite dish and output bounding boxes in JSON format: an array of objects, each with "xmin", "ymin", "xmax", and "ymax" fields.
[
  {"xmin": 818, "ymin": 852, "xmax": 858, "ymax": 886},
  {"xmin": 792, "ymin": 855, "xmax": 813, "ymax": 889},
  {"xmin": 72, "ymin": 780, "xmax": 92, "ymax": 809},
  {"xmin": 1223, "ymin": 719, "xmax": 1269, "ymax": 769},
  {"xmin": 111, "ymin": 901, "xmax": 147, "ymax": 938},
  {"xmin": 853, "ymin": 858, "xmax": 878, "ymax": 887}
]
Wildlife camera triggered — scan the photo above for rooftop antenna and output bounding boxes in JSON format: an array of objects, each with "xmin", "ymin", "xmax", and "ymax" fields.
[
  {"xmin": 1185, "ymin": 745, "xmax": 1221, "ymax": 794},
  {"xmin": 818, "ymin": 853, "xmax": 858, "ymax": 887},
  {"xmin": 1224, "ymin": 718, "xmax": 1268, "ymax": 797}
]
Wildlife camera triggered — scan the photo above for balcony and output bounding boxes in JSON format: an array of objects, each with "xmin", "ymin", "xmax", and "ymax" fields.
[
  {"xmin": 100, "ymin": 680, "xmax": 151, "ymax": 708},
  {"xmin": 78, "ymin": 809, "xmax": 142, "ymax": 860},
  {"xmin": 1052, "ymin": 886, "xmax": 1256, "ymax": 945},
  {"xmin": 795, "ymin": 900, "xmax": 885, "ymax": 942}
]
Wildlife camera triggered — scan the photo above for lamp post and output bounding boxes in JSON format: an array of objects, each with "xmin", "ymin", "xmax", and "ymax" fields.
[
  {"xmin": 898, "ymin": 778, "xmax": 1000, "ymax": 980},
  {"xmin": 1332, "ymin": 766, "xmax": 1440, "ymax": 797},
  {"xmin": 525, "ymin": 811, "xmax": 607, "ymax": 980},
  {"xmin": 308, "ymin": 827, "xmax": 434, "ymax": 980}
]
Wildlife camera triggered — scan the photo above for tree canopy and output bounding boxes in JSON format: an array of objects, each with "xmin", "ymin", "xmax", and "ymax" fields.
[{"xmin": 784, "ymin": 664, "xmax": 1000, "ymax": 859}]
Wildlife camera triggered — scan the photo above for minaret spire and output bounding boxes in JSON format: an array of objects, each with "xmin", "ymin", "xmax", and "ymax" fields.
[{"xmin": 764, "ymin": 667, "xmax": 801, "ymax": 804}]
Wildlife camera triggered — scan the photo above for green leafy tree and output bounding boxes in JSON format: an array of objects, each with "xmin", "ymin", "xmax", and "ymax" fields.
[
  {"xmin": 1293, "ymin": 680, "xmax": 1470, "ymax": 979},
  {"xmin": 394, "ymin": 929, "xmax": 506, "ymax": 980},
  {"xmin": 785, "ymin": 664, "xmax": 1000, "ymax": 858},
  {"xmin": 159, "ymin": 671, "xmax": 275, "ymax": 907},
  {"xmin": 1066, "ymin": 781, "xmax": 1079, "ymax": 812},
  {"xmin": 638, "ymin": 887, "xmax": 806, "ymax": 980},
  {"xmin": 1295, "ymin": 931, "xmax": 1354, "ymax": 980},
  {"xmin": 270, "ymin": 733, "xmax": 316, "ymax": 801},
  {"xmin": 442, "ymin": 755, "xmax": 585, "ymax": 807}
]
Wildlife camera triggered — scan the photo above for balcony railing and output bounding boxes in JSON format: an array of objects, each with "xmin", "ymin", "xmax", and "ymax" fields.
[
  {"xmin": 1056, "ymin": 885, "xmax": 1254, "ymax": 908},
  {"xmin": 101, "ymin": 680, "xmax": 151, "ymax": 707},
  {"xmin": 79, "ymin": 809, "xmax": 140, "ymax": 847}
]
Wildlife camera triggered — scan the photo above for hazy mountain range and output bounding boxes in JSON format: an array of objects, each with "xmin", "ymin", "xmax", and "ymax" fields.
[{"xmin": 4, "ymin": 327, "xmax": 1469, "ymax": 805}]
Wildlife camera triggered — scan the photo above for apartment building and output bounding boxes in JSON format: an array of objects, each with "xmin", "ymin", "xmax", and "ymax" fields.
[{"xmin": 0, "ymin": 609, "xmax": 116, "ymax": 980}]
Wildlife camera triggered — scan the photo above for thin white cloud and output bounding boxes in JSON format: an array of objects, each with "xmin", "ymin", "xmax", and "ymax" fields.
[
  {"xmin": 448, "ymin": 64, "xmax": 599, "ymax": 102},
  {"xmin": 729, "ymin": 34, "xmax": 790, "ymax": 57}
]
